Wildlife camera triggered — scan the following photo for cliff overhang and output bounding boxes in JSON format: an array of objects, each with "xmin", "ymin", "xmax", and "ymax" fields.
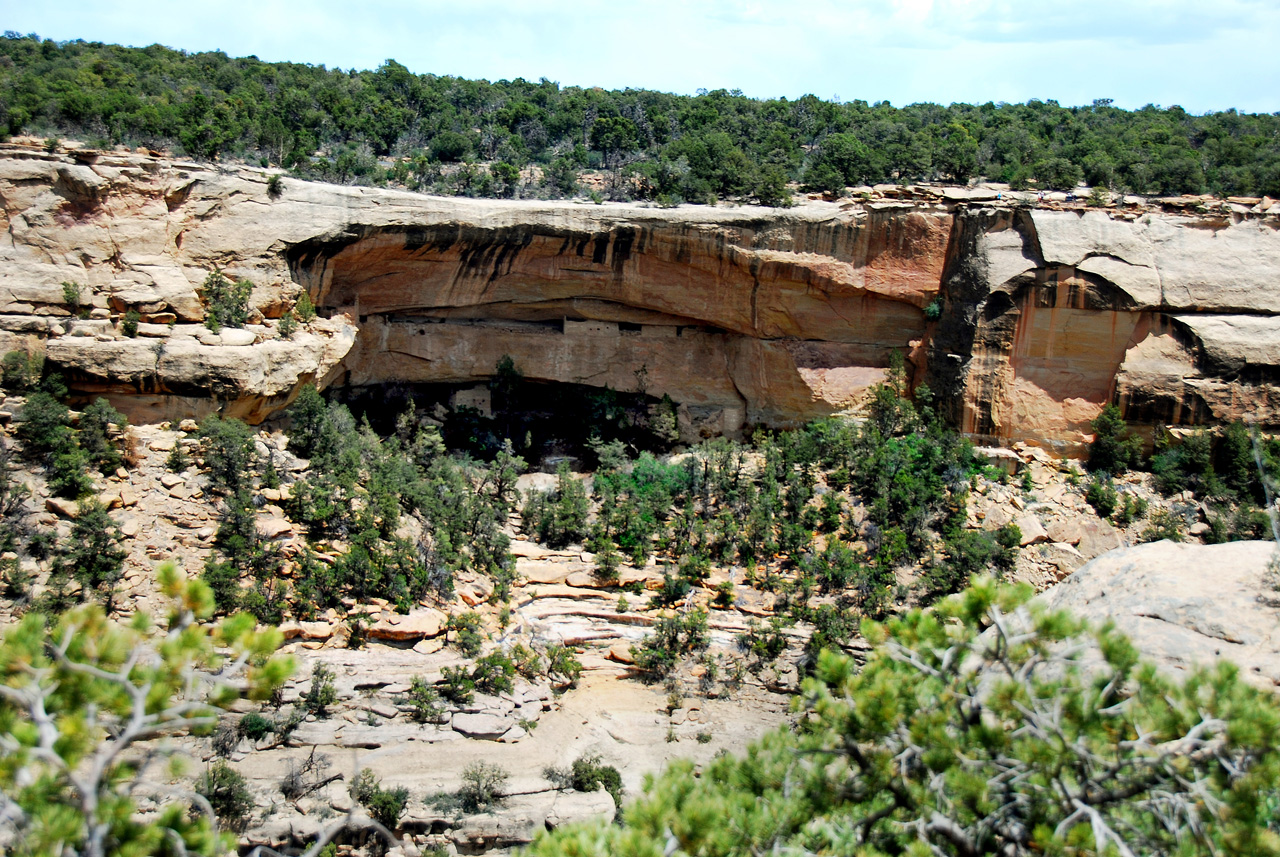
[{"xmin": 2, "ymin": 139, "xmax": 1279, "ymax": 452}]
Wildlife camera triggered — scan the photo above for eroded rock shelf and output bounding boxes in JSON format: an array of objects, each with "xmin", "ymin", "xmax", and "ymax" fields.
[{"xmin": 3, "ymin": 139, "xmax": 1279, "ymax": 451}]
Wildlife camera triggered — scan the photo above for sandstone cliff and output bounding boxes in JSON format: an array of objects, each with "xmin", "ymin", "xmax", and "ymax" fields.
[{"xmin": 3, "ymin": 139, "xmax": 1279, "ymax": 448}]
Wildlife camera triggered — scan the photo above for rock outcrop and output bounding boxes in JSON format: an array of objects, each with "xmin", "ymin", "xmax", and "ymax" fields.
[
  {"xmin": 3, "ymin": 139, "xmax": 1280, "ymax": 446},
  {"xmin": 931, "ymin": 207, "xmax": 1280, "ymax": 453},
  {"xmin": 1042, "ymin": 540, "xmax": 1280, "ymax": 687}
]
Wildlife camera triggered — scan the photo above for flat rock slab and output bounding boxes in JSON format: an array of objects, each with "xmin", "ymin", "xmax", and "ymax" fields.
[{"xmin": 451, "ymin": 711, "xmax": 514, "ymax": 740}]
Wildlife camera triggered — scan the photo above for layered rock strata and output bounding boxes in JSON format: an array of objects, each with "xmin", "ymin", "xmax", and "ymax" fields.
[{"xmin": 3, "ymin": 139, "xmax": 1280, "ymax": 447}]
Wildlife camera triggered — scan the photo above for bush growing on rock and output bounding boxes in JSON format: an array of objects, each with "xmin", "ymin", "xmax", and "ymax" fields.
[
  {"xmin": 301, "ymin": 662, "xmax": 338, "ymax": 717},
  {"xmin": 78, "ymin": 397, "xmax": 127, "ymax": 475},
  {"xmin": 294, "ymin": 291, "xmax": 317, "ymax": 323},
  {"xmin": 1, "ymin": 350, "xmax": 42, "ymax": 391},
  {"xmin": 350, "ymin": 768, "xmax": 410, "ymax": 830},
  {"xmin": 1087, "ymin": 404, "xmax": 1142, "ymax": 474},
  {"xmin": 404, "ymin": 675, "xmax": 443, "ymax": 723},
  {"xmin": 17, "ymin": 391, "xmax": 75, "ymax": 462},
  {"xmin": 237, "ymin": 711, "xmax": 275, "ymax": 742},
  {"xmin": 544, "ymin": 753, "xmax": 624, "ymax": 810},
  {"xmin": 439, "ymin": 665, "xmax": 476, "ymax": 705},
  {"xmin": 165, "ymin": 441, "xmax": 190, "ymax": 473},
  {"xmin": 61, "ymin": 280, "xmax": 84, "ymax": 316},
  {"xmin": 54, "ymin": 498, "xmax": 128, "ymax": 610},
  {"xmin": 471, "ymin": 649, "xmax": 516, "ymax": 695},
  {"xmin": 46, "ymin": 445, "xmax": 93, "ymax": 499},
  {"xmin": 196, "ymin": 414, "xmax": 258, "ymax": 495},
  {"xmin": 522, "ymin": 460, "xmax": 590, "ymax": 548},
  {"xmin": 277, "ymin": 309, "xmax": 297, "ymax": 339},
  {"xmin": 196, "ymin": 761, "xmax": 254, "ymax": 831},
  {"xmin": 631, "ymin": 608, "xmax": 709, "ymax": 682},
  {"xmin": 1150, "ymin": 429, "xmax": 1216, "ymax": 497},
  {"xmin": 200, "ymin": 270, "xmax": 252, "ymax": 333},
  {"xmin": 1085, "ymin": 474, "xmax": 1119, "ymax": 517},
  {"xmin": 457, "ymin": 762, "xmax": 509, "ymax": 813},
  {"xmin": 544, "ymin": 643, "xmax": 584, "ymax": 689},
  {"xmin": 1139, "ymin": 507, "xmax": 1187, "ymax": 543},
  {"xmin": 1112, "ymin": 491, "xmax": 1148, "ymax": 527}
]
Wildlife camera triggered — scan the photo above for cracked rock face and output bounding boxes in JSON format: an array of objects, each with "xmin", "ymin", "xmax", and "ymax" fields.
[
  {"xmin": 3, "ymin": 139, "xmax": 1280, "ymax": 445},
  {"xmin": 930, "ymin": 206, "xmax": 1280, "ymax": 454}
]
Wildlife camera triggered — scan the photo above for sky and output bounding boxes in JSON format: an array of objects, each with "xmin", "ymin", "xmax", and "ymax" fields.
[{"xmin": 5, "ymin": 0, "xmax": 1278, "ymax": 114}]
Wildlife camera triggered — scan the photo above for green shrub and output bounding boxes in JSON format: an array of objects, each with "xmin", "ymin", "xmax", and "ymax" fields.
[
  {"xmin": 522, "ymin": 461, "xmax": 590, "ymax": 548},
  {"xmin": 301, "ymin": 663, "xmax": 338, "ymax": 718},
  {"xmin": 17, "ymin": 392, "xmax": 74, "ymax": 461},
  {"xmin": 1086, "ymin": 404, "xmax": 1142, "ymax": 474},
  {"xmin": 737, "ymin": 618, "xmax": 788, "ymax": 672},
  {"xmin": 277, "ymin": 310, "xmax": 297, "ymax": 339},
  {"xmin": 78, "ymin": 397, "xmax": 127, "ymax": 474},
  {"xmin": 545, "ymin": 753, "xmax": 624, "ymax": 809},
  {"xmin": 404, "ymin": 675, "xmax": 443, "ymax": 723},
  {"xmin": 447, "ymin": 612, "xmax": 484, "ymax": 657},
  {"xmin": 47, "ymin": 446, "xmax": 93, "ymax": 499},
  {"xmin": 166, "ymin": 443, "xmax": 190, "ymax": 472},
  {"xmin": 196, "ymin": 761, "xmax": 253, "ymax": 830},
  {"xmin": 350, "ymin": 768, "xmax": 409, "ymax": 830},
  {"xmin": 1, "ymin": 350, "xmax": 42, "ymax": 391},
  {"xmin": 197, "ymin": 414, "xmax": 257, "ymax": 494},
  {"xmin": 440, "ymin": 665, "xmax": 475, "ymax": 705},
  {"xmin": 294, "ymin": 291, "xmax": 317, "ymax": 323},
  {"xmin": 58, "ymin": 498, "xmax": 126, "ymax": 607},
  {"xmin": 61, "ymin": 281, "xmax": 83, "ymax": 314},
  {"xmin": 200, "ymin": 270, "xmax": 252, "ymax": 332},
  {"xmin": 544, "ymin": 644, "xmax": 583, "ymax": 688},
  {"xmin": 1085, "ymin": 475, "xmax": 1118, "ymax": 517},
  {"xmin": 1112, "ymin": 492, "xmax": 1148, "ymax": 527},
  {"xmin": 918, "ymin": 528, "xmax": 1007, "ymax": 603},
  {"xmin": 458, "ymin": 761, "xmax": 508, "ymax": 812},
  {"xmin": 1139, "ymin": 507, "xmax": 1186, "ymax": 543},
  {"xmin": 631, "ymin": 609, "xmax": 709, "ymax": 682},
  {"xmin": 237, "ymin": 711, "xmax": 275, "ymax": 742},
  {"xmin": 121, "ymin": 309, "xmax": 141, "ymax": 337},
  {"xmin": 471, "ymin": 650, "xmax": 516, "ymax": 696}
]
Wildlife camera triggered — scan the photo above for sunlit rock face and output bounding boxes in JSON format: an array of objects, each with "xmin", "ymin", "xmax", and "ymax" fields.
[
  {"xmin": 288, "ymin": 204, "xmax": 951, "ymax": 433},
  {"xmin": 929, "ymin": 207, "xmax": 1280, "ymax": 455},
  {"xmin": 2, "ymin": 139, "xmax": 1279, "ymax": 448}
]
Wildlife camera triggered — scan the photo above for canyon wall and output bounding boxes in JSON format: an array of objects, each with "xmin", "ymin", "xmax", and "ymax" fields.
[{"xmin": 2, "ymin": 140, "xmax": 1278, "ymax": 450}]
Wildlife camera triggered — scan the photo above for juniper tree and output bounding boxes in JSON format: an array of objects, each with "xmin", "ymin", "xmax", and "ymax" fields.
[{"xmin": 0, "ymin": 564, "xmax": 291, "ymax": 857}]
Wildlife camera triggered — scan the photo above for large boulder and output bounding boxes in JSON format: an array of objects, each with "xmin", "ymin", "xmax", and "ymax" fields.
[{"xmin": 1042, "ymin": 540, "xmax": 1280, "ymax": 687}]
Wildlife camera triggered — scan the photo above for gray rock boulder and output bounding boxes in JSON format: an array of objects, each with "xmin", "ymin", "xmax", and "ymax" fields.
[{"xmin": 1042, "ymin": 539, "xmax": 1280, "ymax": 687}]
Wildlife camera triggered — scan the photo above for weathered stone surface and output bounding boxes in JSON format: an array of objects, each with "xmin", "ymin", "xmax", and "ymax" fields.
[
  {"xmin": 450, "ymin": 711, "xmax": 514, "ymax": 739},
  {"xmin": 4, "ymin": 144, "xmax": 1280, "ymax": 444},
  {"xmin": 1042, "ymin": 540, "xmax": 1280, "ymax": 686},
  {"xmin": 933, "ymin": 205, "xmax": 1280, "ymax": 454},
  {"xmin": 256, "ymin": 515, "xmax": 293, "ymax": 539},
  {"xmin": 1015, "ymin": 514, "xmax": 1049, "ymax": 545},
  {"xmin": 546, "ymin": 789, "xmax": 617, "ymax": 829},
  {"xmin": 45, "ymin": 497, "xmax": 79, "ymax": 518},
  {"xmin": 367, "ymin": 608, "xmax": 446, "ymax": 642}
]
